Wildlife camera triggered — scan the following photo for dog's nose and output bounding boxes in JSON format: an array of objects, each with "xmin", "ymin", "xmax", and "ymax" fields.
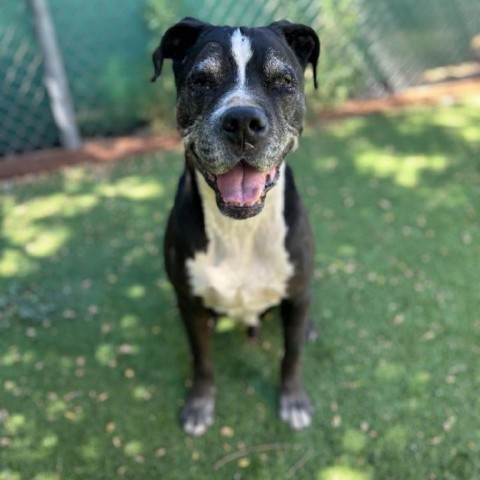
[{"xmin": 220, "ymin": 106, "xmax": 268, "ymax": 149}]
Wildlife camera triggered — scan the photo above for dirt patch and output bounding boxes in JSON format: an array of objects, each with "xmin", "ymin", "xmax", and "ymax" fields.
[
  {"xmin": 1, "ymin": 78, "xmax": 479, "ymax": 181},
  {"xmin": 319, "ymin": 78, "xmax": 480, "ymax": 120},
  {"xmin": 0, "ymin": 134, "xmax": 180, "ymax": 181}
]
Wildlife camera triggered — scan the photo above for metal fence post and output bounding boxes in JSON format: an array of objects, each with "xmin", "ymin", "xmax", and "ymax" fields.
[{"xmin": 28, "ymin": 0, "xmax": 81, "ymax": 150}]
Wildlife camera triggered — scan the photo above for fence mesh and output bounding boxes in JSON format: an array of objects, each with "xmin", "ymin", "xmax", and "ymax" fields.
[
  {"xmin": 47, "ymin": 0, "xmax": 153, "ymax": 138},
  {"xmin": 0, "ymin": 1, "xmax": 58, "ymax": 155},
  {"xmin": 1, "ymin": 0, "xmax": 480, "ymax": 156}
]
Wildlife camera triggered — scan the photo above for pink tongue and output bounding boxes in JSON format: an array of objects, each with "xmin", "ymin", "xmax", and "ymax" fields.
[{"xmin": 216, "ymin": 163, "xmax": 273, "ymax": 206}]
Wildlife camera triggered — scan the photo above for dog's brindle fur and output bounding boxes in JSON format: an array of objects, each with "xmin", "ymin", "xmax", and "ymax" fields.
[{"xmin": 152, "ymin": 17, "xmax": 320, "ymax": 436}]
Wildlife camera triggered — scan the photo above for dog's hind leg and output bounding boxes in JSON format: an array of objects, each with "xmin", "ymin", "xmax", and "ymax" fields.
[
  {"xmin": 177, "ymin": 295, "xmax": 215, "ymax": 436},
  {"xmin": 279, "ymin": 291, "xmax": 313, "ymax": 430}
]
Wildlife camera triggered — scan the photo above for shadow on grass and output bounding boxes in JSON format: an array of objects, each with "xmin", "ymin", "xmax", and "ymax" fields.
[{"xmin": 1, "ymin": 98, "xmax": 479, "ymax": 479}]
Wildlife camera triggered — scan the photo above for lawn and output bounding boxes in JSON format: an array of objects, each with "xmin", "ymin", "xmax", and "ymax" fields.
[{"xmin": 1, "ymin": 96, "xmax": 480, "ymax": 480}]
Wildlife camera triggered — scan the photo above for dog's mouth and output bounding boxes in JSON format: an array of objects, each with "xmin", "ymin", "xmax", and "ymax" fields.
[{"xmin": 199, "ymin": 160, "xmax": 281, "ymax": 220}]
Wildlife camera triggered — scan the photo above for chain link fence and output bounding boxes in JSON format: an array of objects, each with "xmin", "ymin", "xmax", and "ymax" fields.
[
  {"xmin": 0, "ymin": 1, "xmax": 58, "ymax": 155},
  {"xmin": 1, "ymin": 0, "xmax": 480, "ymax": 156}
]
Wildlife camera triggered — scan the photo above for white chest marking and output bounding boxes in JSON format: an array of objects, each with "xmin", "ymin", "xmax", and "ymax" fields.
[{"xmin": 186, "ymin": 165, "xmax": 294, "ymax": 326}]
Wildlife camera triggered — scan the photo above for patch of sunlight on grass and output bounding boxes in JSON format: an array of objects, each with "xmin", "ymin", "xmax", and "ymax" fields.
[
  {"xmin": 34, "ymin": 473, "xmax": 58, "ymax": 480},
  {"xmin": 6, "ymin": 202, "xmax": 70, "ymax": 257},
  {"xmin": 80, "ymin": 437, "xmax": 102, "ymax": 460},
  {"xmin": 64, "ymin": 194, "xmax": 99, "ymax": 216},
  {"xmin": 436, "ymin": 101, "xmax": 480, "ymax": 124},
  {"xmin": 41, "ymin": 433, "xmax": 59, "ymax": 450},
  {"xmin": 413, "ymin": 371, "xmax": 431, "ymax": 385},
  {"xmin": 318, "ymin": 465, "xmax": 372, "ymax": 480},
  {"xmin": 1, "ymin": 346, "xmax": 21, "ymax": 366},
  {"xmin": 375, "ymin": 360, "xmax": 402, "ymax": 381},
  {"xmin": 384, "ymin": 425, "xmax": 409, "ymax": 450},
  {"xmin": 338, "ymin": 244, "xmax": 356, "ymax": 257},
  {"xmin": 6, "ymin": 226, "xmax": 36, "ymax": 246},
  {"xmin": 5, "ymin": 414, "xmax": 27, "ymax": 435},
  {"xmin": 102, "ymin": 177, "xmax": 164, "ymax": 200},
  {"xmin": 1, "ymin": 348, "xmax": 35, "ymax": 366},
  {"xmin": 462, "ymin": 126, "xmax": 480, "ymax": 142},
  {"xmin": 429, "ymin": 109, "xmax": 474, "ymax": 129},
  {"xmin": 127, "ymin": 285, "xmax": 147, "ymax": 299},
  {"xmin": 120, "ymin": 314, "xmax": 140, "ymax": 329},
  {"xmin": 24, "ymin": 228, "xmax": 69, "ymax": 258},
  {"xmin": 59, "ymin": 356, "xmax": 74, "ymax": 370},
  {"xmin": 158, "ymin": 279, "xmax": 172, "ymax": 293},
  {"xmin": 95, "ymin": 344, "xmax": 116, "ymax": 366},
  {"xmin": 133, "ymin": 385, "xmax": 153, "ymax": 401},
  {"xmin": 463, "ymin": 94, "xmax": 480, "ymax": 107},
  {"xmin": 64, "ymin": 166, "xmax": 88, "ymax": 184},
  {"xmin": 216, "ymin": 317, "xmax": 236, "ymax": 333},
  {"xmin": 355, "ymin": 153, "xmax": 448, "ymax": 187},
  {"xmin": 342, "ymin": 430, "xmax": 368, "ymax": 453},
  {"xmin": 124, "ymin": 440, "xmax": 143, "ymax": 457},
  {"xmin": 0, "ymin": 471, "xmax": 21, "ymax": 480},
  {"xmin": 46, "ymin": 399, "xmax": 68, "ymax": 418},
  {"xmin": 15, "ymin": 193, "xmax": 98, "ymax": 221},
  {"xmin": 0, "ymin": 249, "xmax": 35, "ymax": 277},
  {"xmin": 323, "ymin": 117, "xmax": 366, "ymax": 138},
  {"xmin": 18, "ymin": 194, "xmax": 64, "ymax": 219},
  {"xmin": 21, "ymin": 350, "xmax": 35, "ymax": 364}
]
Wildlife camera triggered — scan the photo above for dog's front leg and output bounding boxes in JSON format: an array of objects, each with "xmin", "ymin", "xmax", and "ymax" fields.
[
  {"xmin": 279, "ymin": 291, "xmax": 313, "ymax": 430},
  {"xmin": 177, "ymin": 294, "xmax": 215, "ymax": 436}
]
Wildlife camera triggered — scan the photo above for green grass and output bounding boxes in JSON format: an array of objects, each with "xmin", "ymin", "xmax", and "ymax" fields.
[{"xmin": 1, "ymin": 96, "xmax": 480, "ymax": 480}]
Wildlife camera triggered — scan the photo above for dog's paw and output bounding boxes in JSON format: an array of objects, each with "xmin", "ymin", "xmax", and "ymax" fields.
[
  {"xmin": 280, "ymin": 390, "xmax": 313, "ymax": 430},
  {"xmin": 181, "ymin": 395, "xmax": 215, "ymax": 436}
]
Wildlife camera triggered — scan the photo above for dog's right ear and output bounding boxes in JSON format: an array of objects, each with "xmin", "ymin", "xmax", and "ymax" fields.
[
  {"xmin": 151, "ymin": 17, "xmax": 209, "ymax": 82},
  {"xmin": 268, "ymin": 20, "xmax": 320, "ymax": 89}
]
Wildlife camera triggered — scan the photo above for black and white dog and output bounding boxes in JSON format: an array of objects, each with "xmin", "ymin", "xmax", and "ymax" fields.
[{"xmin": 152, "ymin": 17, "xmax": 320, "ymax": 436}]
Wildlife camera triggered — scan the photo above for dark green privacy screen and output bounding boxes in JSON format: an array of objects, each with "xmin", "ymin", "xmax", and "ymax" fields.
[{"xmin": 1, "ymin": 0, "xmax": 479, "ymax": 155}]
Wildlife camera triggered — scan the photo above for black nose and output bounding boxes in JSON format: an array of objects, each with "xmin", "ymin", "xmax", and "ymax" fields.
[{"xmin": 220, "ymin": 106, "xmax": 268, "ymax": 149}]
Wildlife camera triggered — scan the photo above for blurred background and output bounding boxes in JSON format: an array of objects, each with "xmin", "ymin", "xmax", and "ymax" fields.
[{"xmin": 1, "ymin": 0, "xmax": 480, "ymax": 156}]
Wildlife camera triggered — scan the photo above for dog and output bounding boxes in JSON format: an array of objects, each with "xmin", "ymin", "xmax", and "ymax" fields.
[{"xmin": 151, "ymin": 17, "xmax": 320, "ymax": 436}]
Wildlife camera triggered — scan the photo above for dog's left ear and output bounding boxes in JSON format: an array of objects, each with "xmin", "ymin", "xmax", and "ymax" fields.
[
  {"xmin": 151, "ymin": 17, "xmax": 209, "ymax": 82},
  {"xmin": 269, "ymin": 20, "xmax": 320, "ymax": 89}
]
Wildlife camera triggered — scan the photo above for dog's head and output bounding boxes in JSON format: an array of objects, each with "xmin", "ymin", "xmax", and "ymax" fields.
[{"xmin": 152, "ymin": 18, "xmax": 320, "ymax": 219}]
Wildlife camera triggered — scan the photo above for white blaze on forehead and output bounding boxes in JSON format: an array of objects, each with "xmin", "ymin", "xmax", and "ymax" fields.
[
  {"xmin": 210, "ymin": 30, "xmax": 256, "ymax": 120},
  {"xmin": 231, "ymin": 29, "xmax": 253, "ymax": 87}
]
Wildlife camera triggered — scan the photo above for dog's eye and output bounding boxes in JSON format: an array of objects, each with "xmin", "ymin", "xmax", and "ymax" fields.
[
  {"xmin": 269, "ymin": 73, "xmax": 297, "ymax": 91},
  {"xmin": 278, "ymin": 75, "xmax": 293, "ymax": 86},
  {"xmin": 188, "ymin": 72, "xmax": 215, "ymax": 92}
]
